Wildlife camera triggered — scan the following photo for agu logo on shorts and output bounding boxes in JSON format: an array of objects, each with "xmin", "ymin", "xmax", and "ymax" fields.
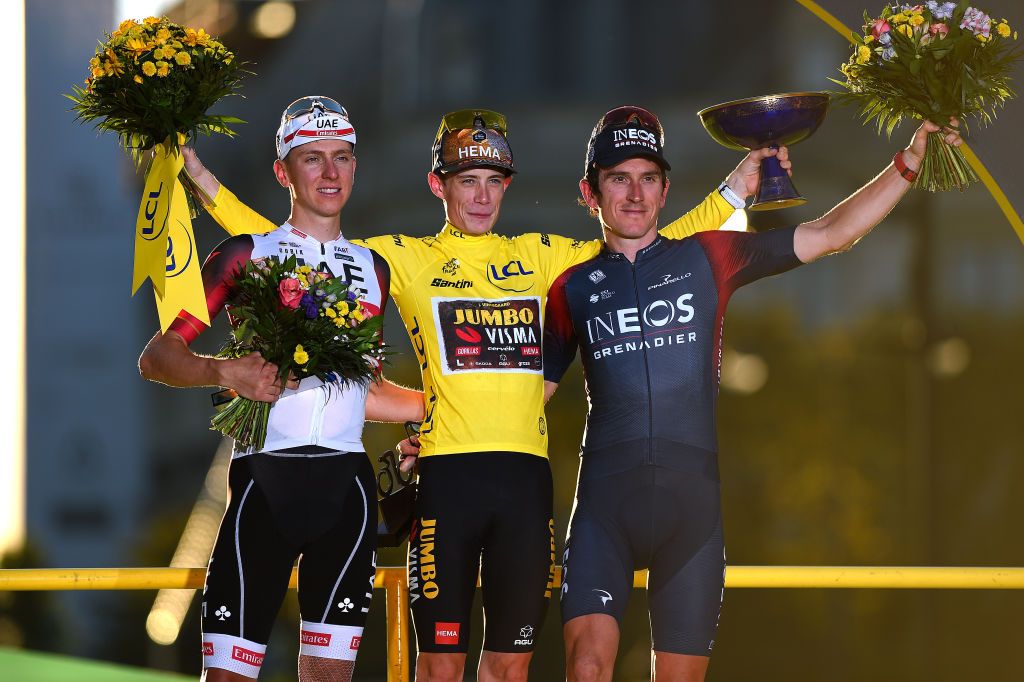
[{"xmin": 435, "ymin": 622, "xmax": 460, "ymax": 645}]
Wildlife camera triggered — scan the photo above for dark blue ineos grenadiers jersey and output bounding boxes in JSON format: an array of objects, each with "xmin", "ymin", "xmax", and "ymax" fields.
[{"xmin": 543, "ymin": 227, "xmax": 801, "ymax": 472}]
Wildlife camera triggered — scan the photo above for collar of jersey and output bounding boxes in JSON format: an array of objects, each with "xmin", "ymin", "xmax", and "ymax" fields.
[
  {"xmin": 601, "ymin": 235, "xmax": 664, "ymax": 260},
  {"xmin": 283, "ymin": 221, "xmax": 346, "ymax": 246},
  {"xmin": 438, "ymin": 222, "xmax": 495, "ymax": 246}
]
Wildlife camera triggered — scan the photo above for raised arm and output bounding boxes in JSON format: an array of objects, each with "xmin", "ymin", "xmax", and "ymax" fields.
[
  {"xmin": 182, "ymin": 147, "xmax": 277, "ymax": 236},
  {"xmin": 793, "ymin": 120, "xmax": 959, "ymax": 263},
  {"xmin": 658, "ymin": 146, "xmax": 792, "ymax": 239}
]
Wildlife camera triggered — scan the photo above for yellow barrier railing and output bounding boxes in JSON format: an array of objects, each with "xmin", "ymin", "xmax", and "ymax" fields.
[{"xmin": 3, "ymin": 565, "xmax": 1024, "ymax": 681}]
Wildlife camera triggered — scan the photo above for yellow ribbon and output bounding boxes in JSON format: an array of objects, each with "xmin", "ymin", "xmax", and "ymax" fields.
[
  {"xmin": 794, "ymin": 0, "xmax": 1024, "ymax": 246},
  {"xmin": 132, "ymin": 141, "xmax": 210, "ymax": 331}
]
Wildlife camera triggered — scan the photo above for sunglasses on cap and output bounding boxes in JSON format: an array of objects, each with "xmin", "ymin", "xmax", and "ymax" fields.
[
  {"xmin": 282, "ymin": 96, "xmax": 350, "ymax": 123},
  {"xmin": 434, "ymin": 109, "xmax": 509, "ymax": 143},
  {"xmin": 595, "ymin": 105, "xmax": 664, "ymax": 144}
]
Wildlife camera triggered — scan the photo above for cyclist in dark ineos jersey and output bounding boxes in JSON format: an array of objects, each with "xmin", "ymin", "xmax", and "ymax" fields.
[{"xmin": 542, "ymin": 106, "xmax": 962, "ymax": 682}]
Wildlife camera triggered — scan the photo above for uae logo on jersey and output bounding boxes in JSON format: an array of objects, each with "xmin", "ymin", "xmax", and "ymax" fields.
[{"xmin": 588, "ymin": 269, "xmax": 606, "ymax": 284}]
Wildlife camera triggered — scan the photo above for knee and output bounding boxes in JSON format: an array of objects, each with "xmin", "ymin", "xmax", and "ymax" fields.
[
  {"xmin": 478, "ymin": 651, "xmax": 532, "ymax": 682},
  {"xmin": 567, "ymin": 652, "xmax": 610, "ymax": 682},
  {"xmin": 416, "ymin": 655, "xmax": 465, "ymax": 682}
]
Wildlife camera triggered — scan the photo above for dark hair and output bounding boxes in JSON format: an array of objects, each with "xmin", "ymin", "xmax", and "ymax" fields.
[{"xmin": 578, "ymin": 165, "xmax": 669, "ymax": 218}]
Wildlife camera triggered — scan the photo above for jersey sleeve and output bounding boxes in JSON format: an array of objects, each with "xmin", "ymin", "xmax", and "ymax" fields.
[
  {"xmin": 206, "ymin": 185, "xmax": 277, "ymax": 237},
  {"xmin": 659, "ymin": 189, "xmax": 734, "ymax": 239},
  {"xmin": 543, "ymin": 265, "xmax": 581, "ymax": 384},
  {"xmin": 167, "ymin": 235, "xmax": 254, "ymax": 345},
  {"xmin": 694, "ymin": 225, "xmax": 802, "ymax": 298}
]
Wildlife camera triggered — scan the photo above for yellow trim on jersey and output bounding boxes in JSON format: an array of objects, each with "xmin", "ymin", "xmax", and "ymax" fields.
[{"xmin": 206, "ymin": 186, "xmax": 734, "ymax": 458}]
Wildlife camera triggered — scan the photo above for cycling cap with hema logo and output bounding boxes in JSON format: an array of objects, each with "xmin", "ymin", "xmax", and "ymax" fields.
[
  {"xmin": 585, "ymin": 105, "xmax": 671, "ymax": 174},
  {"xmin": 432, "ymin": 109, "xmax": 516, "ymax": 176},
  {"xmin": 275, "ymin": 96, "xmax": 357, "ymax": 160}
]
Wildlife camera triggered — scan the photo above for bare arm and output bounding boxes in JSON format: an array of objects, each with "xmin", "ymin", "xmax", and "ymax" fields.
[
  {"xmin": 181, "ymin": 146, "xmax": 222, "ymax": 202},
  {"xmin": 543, "ymin": 380, "xmax": 558, "ymax": 404},
  {"xmin": 794, "ymin": 120, "xmax": 960, "ymax": 263},
  {"xmin": 365, "ymin": 379, "xmax": 425, "ymax": 423},
  {"xmin": 139, "ymin": 330, "xmax": 289, "ymax": 402}
]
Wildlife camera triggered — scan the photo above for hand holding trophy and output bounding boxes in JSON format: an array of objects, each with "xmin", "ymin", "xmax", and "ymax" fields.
[{"xmin": 699, "ymin": 92, "xmax": 830, "ymax": 210}]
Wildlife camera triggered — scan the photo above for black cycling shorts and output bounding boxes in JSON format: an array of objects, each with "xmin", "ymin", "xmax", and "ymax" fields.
[
  {"xmin": 202, "ymin": 451, "xmax": 376, "ymax": 676},
  {"xmin": 560, "ymin": 458, "xmax": 724, "ymax": 656},
  {"xmin": 408, "ymin": 451, "xmax": 555, "ymax": 654}
]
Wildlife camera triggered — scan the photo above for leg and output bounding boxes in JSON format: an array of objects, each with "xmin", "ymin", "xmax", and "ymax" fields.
[
  {"xmin": 415, "ymin": 652, "xmax": 469, "ymax": 682},
  {"xmin": 558, "ymin": 470, "xmax": 636, "ymax": 682},
  {"xmin": 202, "ymin": 669, "xmax": 254, "ymax": 682},
  {"xmin": 564, "ymin": 614, "xmax": 619, "ymax": 682},
  {"xmin": 651, "ymin": 651, "xmax": 709, "ymax": 682},
  {"xmin": 202, "ymin": 457, "xmax": 296, "ymax": 679},
  {"xmin": 410, "ymin": 456, "xmax": 490, "ymax": 680},
  {"xmin": 478, "ymin": 453, "xmax": 555, "ymax": 680},
  {"xmin": 296, "ymin": 454, "xmax": 377, "ymax": 682},
  {"xmin": 478, "ymin": 650, "xmax": 532, "ymax": 682},
  {"xmin": 647, "ymin": 477, "xmax": 724, "ymax": 682},
  {"xmin": 297, "ymin": 657, "xmax": 355, "ymax": 681}
]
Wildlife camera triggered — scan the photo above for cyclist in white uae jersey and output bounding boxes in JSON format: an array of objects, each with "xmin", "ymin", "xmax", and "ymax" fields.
[{"xmin": 139, "ymin": 96, "xmax": 422, "ymax": 682}]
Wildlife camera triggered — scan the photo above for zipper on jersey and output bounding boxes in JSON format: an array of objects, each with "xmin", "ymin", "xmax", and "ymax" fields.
[
  {"xmin": 629, "ymin": 258, "xmax": 655, "ymax": 466},
  {"xmin": 309, "ymin": 384, "xmax": 327, "ymax": 445}
]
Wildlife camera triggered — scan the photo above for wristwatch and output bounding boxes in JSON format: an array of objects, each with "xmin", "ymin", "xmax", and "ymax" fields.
[{"xmin": 717, "ymin": 182, "xmax": 747, "ymax": 209}]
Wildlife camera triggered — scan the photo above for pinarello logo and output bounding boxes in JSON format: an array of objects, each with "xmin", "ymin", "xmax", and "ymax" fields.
[
  {"xmin": 350, "ymin": 636, "xmax": 362, "ymax": 650},
  {"xmin": 455, "ymin": 346, "xmax": 481, "ymax": 356},
  {"xmin": 231, "ymin": 646, "xmax": 265, "ymax": 666},
  {"xmin": 202, "ymin": 642, "xmax": 214, "ymax": 656},
  {"xmin": 301, "ymin": 630, "xmax": 332, "ymax": 646},
  {"xmin": 435, "ymin": 622, "xmax": 460, "ymax": 645},
  {"xmin": 455, "ymin": 327, "xmax": 481, "ymax": 343}
]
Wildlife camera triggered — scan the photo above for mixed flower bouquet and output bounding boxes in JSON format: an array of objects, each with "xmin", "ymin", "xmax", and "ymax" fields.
[
  {"xmin": 833, "ymin": 2, "xmax": 1020, "ymax": 191},
  {"xmin": 67, "ymin": 16, "xmax": 246, "ymax": 164},
  {"xmin": 211, "ymin": 256, "xmax": 386, "ymax": 450}
]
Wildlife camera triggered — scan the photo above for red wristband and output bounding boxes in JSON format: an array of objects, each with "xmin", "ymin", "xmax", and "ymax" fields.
[{"xmin": 893, "ymin": 151, "xmax": 918, "ymax": 183}]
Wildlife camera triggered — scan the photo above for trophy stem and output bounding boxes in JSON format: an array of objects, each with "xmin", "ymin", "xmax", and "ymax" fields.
[{"xmin": 750, "ymin": 149, "xmax": 806, "ymax": 211}]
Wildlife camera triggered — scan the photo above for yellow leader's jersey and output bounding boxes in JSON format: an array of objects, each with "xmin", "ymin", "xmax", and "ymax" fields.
[{"xmin": 206, "ymin": 185, "xmax": 734, "ymax": 458}]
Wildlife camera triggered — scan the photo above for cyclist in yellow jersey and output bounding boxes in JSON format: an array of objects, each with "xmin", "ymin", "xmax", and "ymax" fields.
[{"xmin": 181, "ymin": 108, "xmax": 789, "ymax": 682}]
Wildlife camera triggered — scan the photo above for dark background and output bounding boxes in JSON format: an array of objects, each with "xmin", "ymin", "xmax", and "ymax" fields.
[{"xmin": 8, "ymin": 0, "xmax": 1024, "ymax": 679}]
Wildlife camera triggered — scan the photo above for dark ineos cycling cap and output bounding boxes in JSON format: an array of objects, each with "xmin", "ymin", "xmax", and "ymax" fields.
[{"xmin": 584, "ymin": 105, "xmax": 671, "ymax": 174}]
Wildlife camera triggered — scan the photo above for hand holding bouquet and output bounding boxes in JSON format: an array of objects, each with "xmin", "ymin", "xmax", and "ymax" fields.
[
  {"xmin": 211, "ymin": 256, "xmax": 386, "ymax": 450},
  {"xmin": 67, "ymin": 17, "xmax": 249, "ymax": 329},
  {"xmin": 833, "ymin": 2, "xmax": 1020, "ymax": 191}
]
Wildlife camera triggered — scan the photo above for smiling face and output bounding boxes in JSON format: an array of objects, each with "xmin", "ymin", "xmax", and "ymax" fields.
[
  {"xmin": 274, "ymin": 139, "xmax": 356, "ymax": 228},
  {"xmin": 427, "ymin": 167, "xmax": 512, "ymax": 235},
  {"xmin": 581, "ymin": 157, "xmax": 669, "ymax": 250}
]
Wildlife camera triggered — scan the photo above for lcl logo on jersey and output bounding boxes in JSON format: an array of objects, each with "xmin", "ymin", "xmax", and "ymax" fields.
[{"xmin": 487, "ymin": 260, "xmax": 535, "ymax": 292}]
